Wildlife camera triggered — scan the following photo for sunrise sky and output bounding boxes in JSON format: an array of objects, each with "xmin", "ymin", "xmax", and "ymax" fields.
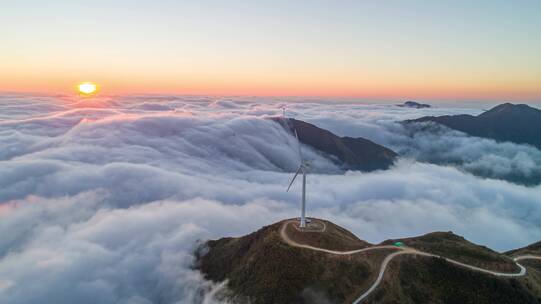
[{"xmin": 1, "ymin": 0, "xmax": 540, "ymax": 100}]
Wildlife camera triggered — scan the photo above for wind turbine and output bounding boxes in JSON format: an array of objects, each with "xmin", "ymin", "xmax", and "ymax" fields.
[{"xmin": 287, "ymin": 129, "xmax": 308, "ymax": 228}]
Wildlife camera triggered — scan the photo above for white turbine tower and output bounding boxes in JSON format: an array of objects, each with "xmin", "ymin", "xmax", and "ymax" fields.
[{"xmin": 287, "ymin": 130, "xmax": 307, "ymax": 228}]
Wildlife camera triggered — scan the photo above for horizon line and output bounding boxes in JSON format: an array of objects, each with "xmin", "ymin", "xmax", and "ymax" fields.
[{"xmin": 1, "ymin": 89, "xmax": 540, "ymax": 104}]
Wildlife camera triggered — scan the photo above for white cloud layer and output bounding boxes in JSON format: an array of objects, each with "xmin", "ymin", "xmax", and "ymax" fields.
[{"xmin": 0, "ymin": 95, "xmax": 540, "ymax": 303}]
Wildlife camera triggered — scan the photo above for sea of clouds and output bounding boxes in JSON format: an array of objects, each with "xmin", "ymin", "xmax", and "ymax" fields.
[{"xmin": 1, "ymin": 94, "xmax": 540, "ymax": 303}]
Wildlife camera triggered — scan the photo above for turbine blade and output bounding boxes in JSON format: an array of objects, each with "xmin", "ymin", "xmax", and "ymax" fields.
[
  {"xmin": 294, "ymin": 129, "xmax": 303, "ymax": 162},
  {"xmin": 287, "ymin": 166, "xmax": 302, "ymax": 192}
]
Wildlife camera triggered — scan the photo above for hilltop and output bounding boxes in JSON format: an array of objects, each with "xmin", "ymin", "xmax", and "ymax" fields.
[
  {"xmin": 196, "ymin": 219, "xmax": 541, "ymax": 304},
  {"xmin": 405, "ymin": 103, "xmax": 541, "ymax": 149},
  {"xmin": 507, "ymin": 241, "xmax": 541, "ymax": 257},
  {"xmin": 381, "ymin": 231, "xmax": 518, "ymax": 272},
  {"xmin": 196, "ymin": 219, "xmax": 390, "ymax": 303}
]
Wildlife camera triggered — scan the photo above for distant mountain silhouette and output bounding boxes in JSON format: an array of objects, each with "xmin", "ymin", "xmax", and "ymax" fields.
[
  {"xmin": 406, "ymin": 103, "xmax": 541, "ymax": 149},
  {"xmin": 398, "ymin": 101, "xmax": 431, "ymax": 108},
  {"xmin": 273, "ymin": 118, "xmax": 397, "ymax": 171}
]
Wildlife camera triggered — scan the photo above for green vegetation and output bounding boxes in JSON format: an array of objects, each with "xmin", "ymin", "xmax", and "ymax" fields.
[
  {"xmin": 507, "ymin": 241, "xmax": 541, "ymax": 257},
  {"xmin": 196, "ymin": 220, "xmax": 385, "ymax": 304},
  {"xmin": 383, "ymin": 256, "xmax": 540, "ymax": 304},
  {"xmin": 382, "ymin": 231, "xmax": 518, "ymax": 272},
  {"xmin": 196, "ymin": 219, "xmax": 541, "ymax": 304}
]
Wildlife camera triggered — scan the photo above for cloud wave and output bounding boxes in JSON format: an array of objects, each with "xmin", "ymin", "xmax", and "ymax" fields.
[{"xmin": 0, "ymin": 95, "xmax": 540, "ymax": 303}]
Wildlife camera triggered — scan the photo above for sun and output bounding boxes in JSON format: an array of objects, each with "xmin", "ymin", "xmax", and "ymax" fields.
[{"xmin": 78, "ymin": 82, "xmax": 98, "ymax": 95}]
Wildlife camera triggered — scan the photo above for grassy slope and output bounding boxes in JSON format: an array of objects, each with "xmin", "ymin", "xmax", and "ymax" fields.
[
  {"xmin": 506, "ymin": 241, "xmax": 541, "ymax": 300},
  {"xmin": 197, "ymin": 220, "xmax": 539, "ymax": 303},
  {"xmin": 507, "ymin": 241, "xmax": 541, "ymax": 257},
  {"xmin": 381, "ymin": 231, "xmax": 519, "ymax": 272},
  {"xmin": 197, "ymin": 220, "xmax": 389, "ymax": 304},
  {"xmin": 368, "ymin": 255, "xmax": 540, "ymax": 304}
]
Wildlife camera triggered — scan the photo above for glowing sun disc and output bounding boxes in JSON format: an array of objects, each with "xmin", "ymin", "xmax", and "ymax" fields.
[{"xmin": 78, "ymin": 82, "xmax": 97, "ymax": 95}]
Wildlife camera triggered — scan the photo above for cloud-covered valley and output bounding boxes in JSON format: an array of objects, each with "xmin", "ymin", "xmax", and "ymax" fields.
[{"xmin": 1, "ymin": 94, "xmax": 540, "ymax": 303}]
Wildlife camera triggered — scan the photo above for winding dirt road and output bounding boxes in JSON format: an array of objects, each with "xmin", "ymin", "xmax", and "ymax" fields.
[{"xmin": 279, "ymin": 220, "xmax": 541, "ymax": 304}]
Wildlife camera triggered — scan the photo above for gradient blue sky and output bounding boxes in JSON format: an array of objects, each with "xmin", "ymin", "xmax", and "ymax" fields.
[{"xmin": 1, "ymin": 0, "xmax": 540, "ymax": 100}]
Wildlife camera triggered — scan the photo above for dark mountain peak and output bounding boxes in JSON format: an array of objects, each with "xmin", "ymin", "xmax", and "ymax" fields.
[
  {"xmin": 406, "ymin": 103, "xmax": 541, "ymax": 149},
  {"xmin": 490, "ymin": 102, "xmax": 531, "ymax": 110},
  {"xmin": 492, "ymin": 102, "xmax": 515, "ymax": 109},
  {"xmin": 480, "ymin": 103, "xmax": 540, "ymax": 118},
  {"xmin": 398, "ymin": 101, "xmax": 431, "ymax": 108},
  {"xmin": 272, "ymin": 117, "xmax": 397, "ymax": 172}
]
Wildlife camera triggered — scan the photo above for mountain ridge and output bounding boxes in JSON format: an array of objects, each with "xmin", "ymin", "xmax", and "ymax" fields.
[
  {"xmin": 272, "ymin": 117, "xmax": 397, "ymax": 172},
  {"xmin": 405, "ymin": 103, "xmax": 541, "ymax": 149}
]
